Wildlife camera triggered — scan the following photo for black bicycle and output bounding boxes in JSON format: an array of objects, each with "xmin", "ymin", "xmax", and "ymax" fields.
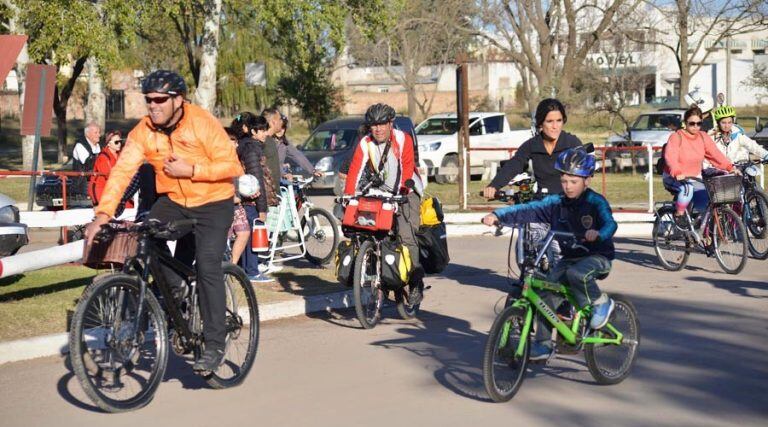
[
  {"xmin": 69, "ymin": 219, "xmax": 259, "ymax": 412},
  {"xmin": 731, "ymin": 159, "xmax": 768, "ymax": 259}
]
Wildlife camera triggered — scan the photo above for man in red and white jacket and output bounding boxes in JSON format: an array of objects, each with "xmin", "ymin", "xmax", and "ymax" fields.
[{"xmin": 344, "ymin": 103, "xmax": 425, "ymax": 304}]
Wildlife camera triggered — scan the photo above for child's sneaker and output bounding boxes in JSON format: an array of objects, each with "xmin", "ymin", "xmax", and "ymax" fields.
[
  {"xmin": 249, "ymin": 273, "xmax": 274, "ymax": 283},
  {"xmin": 528, "ymin": 340, "xmax": 553, "ymax": 361},
  {"xmin": 590, "ymin": 297, "xmax": 615, "ymax": 330}
]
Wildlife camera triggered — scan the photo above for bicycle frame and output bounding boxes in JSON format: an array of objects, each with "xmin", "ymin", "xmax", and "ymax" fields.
[
  {"xmin": 123, "ymin": 237, "xmax": 202, "ymax": 351},
  {"xmin": 498, "ymin": 231, "xmax": 623, "ymax": 358}
]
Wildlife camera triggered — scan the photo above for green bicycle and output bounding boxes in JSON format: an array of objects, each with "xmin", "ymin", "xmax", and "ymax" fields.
[{"xmin": 482, "ymin": 228, "xmax": 640, "ymax": 402}]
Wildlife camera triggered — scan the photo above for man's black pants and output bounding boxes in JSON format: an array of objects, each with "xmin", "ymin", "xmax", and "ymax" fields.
[{"xmin": 150, "ymin": 196, "xmax": 233, "ymax": 351}]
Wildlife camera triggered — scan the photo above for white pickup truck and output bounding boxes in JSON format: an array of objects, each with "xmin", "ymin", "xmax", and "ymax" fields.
[{"xmin": 415, "ymin": 112, "xmax": 532, "ymax": 183}]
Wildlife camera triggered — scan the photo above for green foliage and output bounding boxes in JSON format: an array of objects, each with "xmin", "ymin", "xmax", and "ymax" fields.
[
  {"xmin": 217, "ymin": 24, "xmax": 281, "ymax": 115},
  {"xmin": 256, "ymin": 0, "xmax": 348, "ymax": 128}
]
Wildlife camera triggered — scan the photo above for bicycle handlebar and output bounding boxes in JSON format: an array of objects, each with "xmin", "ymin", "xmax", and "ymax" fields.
[{"xmin": 97, "ymin": 218, "xmax": 198, "ymax": 241}]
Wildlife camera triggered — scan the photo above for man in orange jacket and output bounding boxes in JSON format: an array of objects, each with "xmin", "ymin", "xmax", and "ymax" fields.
[{"xmin": 84, "ymin": 70, "xmax": 244, "ymax": 373}]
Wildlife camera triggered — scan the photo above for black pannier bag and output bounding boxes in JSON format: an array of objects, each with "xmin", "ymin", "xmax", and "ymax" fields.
[
  {"xmin": 335, "ymin": 240, "xmax": 356, "ymax": 287},
  {"xmin": 417, "ymin": 222, "xmax": 449, "ymax": 274},
  {"xmin": 380, "ymin": 237, "xmax": 413, "ymax": 289}
]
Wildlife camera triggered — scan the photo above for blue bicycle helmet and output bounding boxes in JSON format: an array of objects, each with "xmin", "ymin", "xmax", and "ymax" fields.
[{"xmin": 555, "ymin": 146, "xmax": 595, "ymax": 177}]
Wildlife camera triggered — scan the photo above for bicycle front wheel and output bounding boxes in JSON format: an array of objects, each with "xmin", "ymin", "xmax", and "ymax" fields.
[
  {"xmin": 711, "ymin": 206, "xmax": 748, "ymax": 274},
  {"xmin": 482, "ymin": 305, "xmax": 529, "ymax": 402},
  {"xmin": 585, "ymin": 294, "xmax": 640, "ymax": 385},
  {"xmin": 303, "ymin": 208, "xmax": 340, "ymax": 266},
  {"xmin": 205, "ymin": 263, "xmax": 260, "ymax": 389},
  {"xmin": 743, "ymin": 191, "xmax": 768, "ymax": 259},
  {"xmin": 69, "ymin": 274, "xmax": 168, "ymax": 413},
  {"xmin": 353, "ymin": 240, "xmax": 384, "ymax": 329},
  {"xmin": 652, "ymin": 207, "xmax": 690, "ymax": 271}
]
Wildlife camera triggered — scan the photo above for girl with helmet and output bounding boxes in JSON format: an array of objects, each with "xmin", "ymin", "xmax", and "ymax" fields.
[
  {"xmin": 662, "ymin": 105, "xmax": 735, "ymax": 223},
  {"xmin": 708, "ymin": 105, "xmax": 768, "ymax": 164},
  {"xmin": 483, "ymin": 146, "xmax": 618, "ymax": 360}
]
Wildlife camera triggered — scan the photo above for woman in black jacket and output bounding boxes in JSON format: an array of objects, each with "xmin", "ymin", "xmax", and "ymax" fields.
[
  {"xmin": 231, "ymin": 112, "xmax": 273, "ymax": 283},
  {"xmin": 484, "ymin": 98, "xmax": 582, "ymax": 197},
  {"xmin": 483, "ymin": 99, "xmax": 583, "ymax": 263}
]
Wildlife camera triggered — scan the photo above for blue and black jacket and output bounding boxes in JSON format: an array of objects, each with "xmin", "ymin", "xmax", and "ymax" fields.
[{"xmin": 492, "ymin": 188, "xmax": 617, "ymax": 260}]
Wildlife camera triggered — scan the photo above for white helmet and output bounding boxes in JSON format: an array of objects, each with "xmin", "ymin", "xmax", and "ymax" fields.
[
  {"xmin": 237, "ymin": 174, "xmax": 260, "ymax": 197},
  {"xmin": 684, "ymin": 89, "xmax": 714, "ymax": 113}
]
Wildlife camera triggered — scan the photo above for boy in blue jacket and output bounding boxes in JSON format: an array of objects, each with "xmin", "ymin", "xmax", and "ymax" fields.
[{"xmin": 482, "ymin": 146, "xmax": 617, "ymax": 360}]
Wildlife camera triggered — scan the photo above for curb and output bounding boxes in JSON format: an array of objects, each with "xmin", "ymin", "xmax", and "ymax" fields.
[{"xmin": 0, "ymin": 290, "xmax": 353, "ymax": 366}]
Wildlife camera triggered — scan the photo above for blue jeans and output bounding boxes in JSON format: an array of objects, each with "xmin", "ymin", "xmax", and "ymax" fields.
[
  {"xmin": 662, "ymin": 175, "xmax": 708, "ymax": 213},
  {"xmin": 241, "ymin": 204, "xmax": 262, "ymax": 276},
  {"xmin": 535, "ymin": 255, "xmax": 612, "ymax": 341}
]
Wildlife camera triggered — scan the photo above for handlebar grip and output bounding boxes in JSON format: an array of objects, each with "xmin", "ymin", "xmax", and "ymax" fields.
[{"xmin": 168, "ymin": 219, "xmax": 197, "ymax": 231}]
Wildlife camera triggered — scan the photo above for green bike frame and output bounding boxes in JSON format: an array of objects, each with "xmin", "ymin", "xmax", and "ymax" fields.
[{"xmin": 501, "ymin": 274, "xmax": 624, "ymax": 358}]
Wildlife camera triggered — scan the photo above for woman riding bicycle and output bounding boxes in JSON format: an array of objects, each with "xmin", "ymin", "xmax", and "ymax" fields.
[
  {"xmin": 707, "ymin": 105, "xmax": 768, "ymax": 164},
  {"xmin": 483, "ymin": 98, "xmax": 582, "ymax": 259},
  {"xmin": 662, "ymin": 105, "xmax": 735, "ymax": 225}
]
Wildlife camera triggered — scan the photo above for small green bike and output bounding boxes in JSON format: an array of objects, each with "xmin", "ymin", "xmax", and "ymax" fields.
[{"xmin": 482, "ymin": 228, "xmax": 640, "ymax": 402}]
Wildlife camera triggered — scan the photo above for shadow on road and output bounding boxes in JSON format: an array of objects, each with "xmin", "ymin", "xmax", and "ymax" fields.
[
  {"xmin": 368, "ymin": 293, "xmax": 767, "ymax": 420},
  {"xmin": 686, "ymin": 275, "xmax": 768, "ymax": 298}
]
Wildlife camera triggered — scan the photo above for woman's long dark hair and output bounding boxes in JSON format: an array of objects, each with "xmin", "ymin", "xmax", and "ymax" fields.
[
  {"xmin": 534, "ymin": 98, "xmax": 567, "ymax": 129},
  {"xmin": 230, "ymin": 112, "xmax": 269, "ymax": 139}
]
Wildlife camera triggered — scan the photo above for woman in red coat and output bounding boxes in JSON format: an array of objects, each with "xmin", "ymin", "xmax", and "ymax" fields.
[{"xmin": 89, "ymin": 130, "xmax": 133, "ymax": 210}]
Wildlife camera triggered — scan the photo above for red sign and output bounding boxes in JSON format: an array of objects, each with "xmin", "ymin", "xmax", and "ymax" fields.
[
  {"xmin": 21, "ymin": 64, "xmax": 56, "ymax": 136},
  {"xmin": 0, "ymin": 35, "xmax": 27, "ymax": 84}
]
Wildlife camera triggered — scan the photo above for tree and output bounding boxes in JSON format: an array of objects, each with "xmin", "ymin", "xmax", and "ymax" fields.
[
  {"xmin": 256, "ymin": 0, "xmax": 347, "ymax": 128},
  {"xmin": 348, "ymin": 0, "xmax": 472, "ymax": 121},
  {"xmin": 632, "ymin": 0, "xmax": 767, "ymax": 105},
  {"xmin": 20, "ymin": 0, "xmax": 140, "ymax": 163},
  {"xmin": 474, "ymin": 0, "xmax": 641, "ymax": 102},
  {"xmin": 1, "ymin": 0, "xmax": 40, "ymax": 171},
  {"xmin": 744, "ymin": 63, "xmax": 768, "ymax": 103},
  {"xmin": 191, "ymin": 0, "xmax": 222, "ymax": 111}
]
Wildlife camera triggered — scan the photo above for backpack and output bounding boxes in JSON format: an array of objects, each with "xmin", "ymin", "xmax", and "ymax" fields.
[
  {"xmin": 335, "ymin": 240, "xmax": 357, "ymax": 287},
  {"xmin": 417, "ymin": 222, "xmax": 449, "ymax": 274},
  {"xmin": 380, "ymin": 238, "xmax": 413, "ymax": 289},
  {"xmin": 655, "ymin": 143, "xmax": 668, "ymax": 175}
]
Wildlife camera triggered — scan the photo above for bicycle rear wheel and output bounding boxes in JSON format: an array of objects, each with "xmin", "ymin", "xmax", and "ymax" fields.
[
  {"xmin": 743, "ymin": 191, "xmax": 768, "ymax": 260},
  {"xmin": 482, "ymin": 305, "xmax": 529, "ymax": 402},
  {"xmin": 69, "ymin": 274, "xmax": 168, "ymax": 413},
  {"xmin": 711, "ymin": 206, "xmax": 748, "ymax": 274},
  {"xmin": 585, "ymin": 294, "xmax": 640, "ymax": 385},
  {"xmin": 205, "ymin": 263, "xmax": 260, "ymax": 389},
  {"xmin": 353, "ymin": 240, "xmax": 384, "ymax": 329},
  {"xmin": 303, "ymin": 208, "xmax": 340, "ymax": 266},
  {"xmin": 652, "ymin": 207, "xmax": 690, "ymax": 271}
]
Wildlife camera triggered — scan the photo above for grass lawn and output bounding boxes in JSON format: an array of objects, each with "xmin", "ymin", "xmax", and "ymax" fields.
[
  {"xmin": 0, "ymin": 261, "xmax": 342, "ymax": 342},
  {"xmin": 426, "ymin": 172, "xmax": 669, "ymax": 211},
  {"xmin": 0, "ymin": 265, "xmax": 96, "ymax": 342},
  {"xmin": 0, "ymin": 177, "xmax": 31, "ymax": 203}
]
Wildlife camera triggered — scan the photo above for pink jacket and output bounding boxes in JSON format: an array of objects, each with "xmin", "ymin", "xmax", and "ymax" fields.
[{"xmin": 664, "ymin": 130, "xmax": 733, "ymax": 177}]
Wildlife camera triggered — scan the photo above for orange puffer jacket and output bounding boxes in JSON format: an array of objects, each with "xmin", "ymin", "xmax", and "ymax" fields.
[{"xmin": 96, "ymin": 103, "xmax": 243, "ymax": 217}]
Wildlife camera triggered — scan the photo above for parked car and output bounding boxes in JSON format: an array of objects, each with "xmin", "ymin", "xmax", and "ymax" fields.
[
  {"xmin": 604, "ymin": 109, "xmax": 686, "ymax": 172},
  {"xmin": 295, "ymin": 115, "xmax": 421, "ymax": 189},
  {"xmin": 0, "ymin": 193, "xmax": 28, "ymax": 256},
  {"xmin": 415, "ymin": 112, "xmax": 532, "ymax": 184},
  {"xmin": 35, "ymin": 158, "xmax": 93, "ymax": 209}
]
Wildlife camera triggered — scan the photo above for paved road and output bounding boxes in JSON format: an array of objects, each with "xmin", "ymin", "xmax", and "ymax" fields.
[{"xmin": 1, "ymin": 236, "xmax": 766, "ymax": 427}]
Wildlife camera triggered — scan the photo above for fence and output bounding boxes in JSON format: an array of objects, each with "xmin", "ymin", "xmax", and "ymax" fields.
[{"xmin": 466, "ymin": 144, "xmax": 765, "ymax": 213}]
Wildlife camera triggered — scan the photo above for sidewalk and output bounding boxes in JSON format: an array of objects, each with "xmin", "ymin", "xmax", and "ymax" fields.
[{"xmin": 445, "ymin": 211, "xmax": 654, "ymax": 237}]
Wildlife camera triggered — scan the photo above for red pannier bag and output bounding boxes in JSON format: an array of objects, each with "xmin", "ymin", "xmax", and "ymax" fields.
[{"xmin": 342, "ymin": 197, "xmax": 395, "ymax": 231}]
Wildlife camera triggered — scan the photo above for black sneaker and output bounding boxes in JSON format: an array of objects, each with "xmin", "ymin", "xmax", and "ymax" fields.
[
  {"xmin": 674, "ymin": 214, "xmax": 690, "ymax": 230},
  {"xmin": 193, "ymin": 348, "xmax": 225, "ymax": 373},
  {"xmin": 408, "ymin": 284, "xmax": 424, "ymax": 306}
]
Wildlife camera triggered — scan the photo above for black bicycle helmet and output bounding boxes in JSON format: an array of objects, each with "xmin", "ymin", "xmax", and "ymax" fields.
[
  {"xmin": 554, "ymin": 146, "xmax": 596, "ymax": 177},
  {"xmin": 364, "ymin": 103, "xmax": 396, "ymax": 125},
  {"xmin": 141, "ymin": 70, "xmax": 188, "ymax": 96}
]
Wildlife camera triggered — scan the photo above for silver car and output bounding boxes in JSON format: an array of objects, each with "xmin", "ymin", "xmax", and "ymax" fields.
[{"xmin": 604, "ymin": 109, "xmax": 685, "ymax": 172}]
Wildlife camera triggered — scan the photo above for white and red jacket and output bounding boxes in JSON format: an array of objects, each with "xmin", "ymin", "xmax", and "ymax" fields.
[{"xmin": 344, "ymin": 128, "xmax": 422, "ymax": 196}]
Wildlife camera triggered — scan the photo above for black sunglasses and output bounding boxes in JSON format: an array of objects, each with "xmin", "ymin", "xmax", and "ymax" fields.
[
  {"xmin": 144, "ymin": 95, "xmax": 172, "ymax": 104},
  {"xmin": 687, "ymin": 121, "xmax": 702, "ymax": 127}
]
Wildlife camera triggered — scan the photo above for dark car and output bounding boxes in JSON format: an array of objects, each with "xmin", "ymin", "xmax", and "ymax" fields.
[
  {"xmin": 295, "ymin": 115, "xmax": 419, "ymax": 189},
  {"xmin": 0, "ymin": 193, "xmax": 28, "ymax": 256},
  {"xmin": 35, "ymin": 159, "xmax": 93, "ymax": 209}
]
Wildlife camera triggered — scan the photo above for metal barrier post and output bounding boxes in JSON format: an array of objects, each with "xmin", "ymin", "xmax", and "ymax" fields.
[
  {"xmin": 601, "ymin": 147, "xmax": 607, "ymax": 196},
  {"xmin": 762, "ymin": 164, "xmax": 765, "ymax": 190},
  {"xmin": 61, "ymin": 173, "xmax": 68, "ymax": 244},
  {"xmin": 647, "ymin": 144, "xmax": 654, "ymax": 213}
]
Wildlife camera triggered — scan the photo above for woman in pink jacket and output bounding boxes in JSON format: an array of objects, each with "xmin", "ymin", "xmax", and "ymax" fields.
[{"xmin": 662, "ymin": 105, "xmax": 734, "ymax": 222}]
